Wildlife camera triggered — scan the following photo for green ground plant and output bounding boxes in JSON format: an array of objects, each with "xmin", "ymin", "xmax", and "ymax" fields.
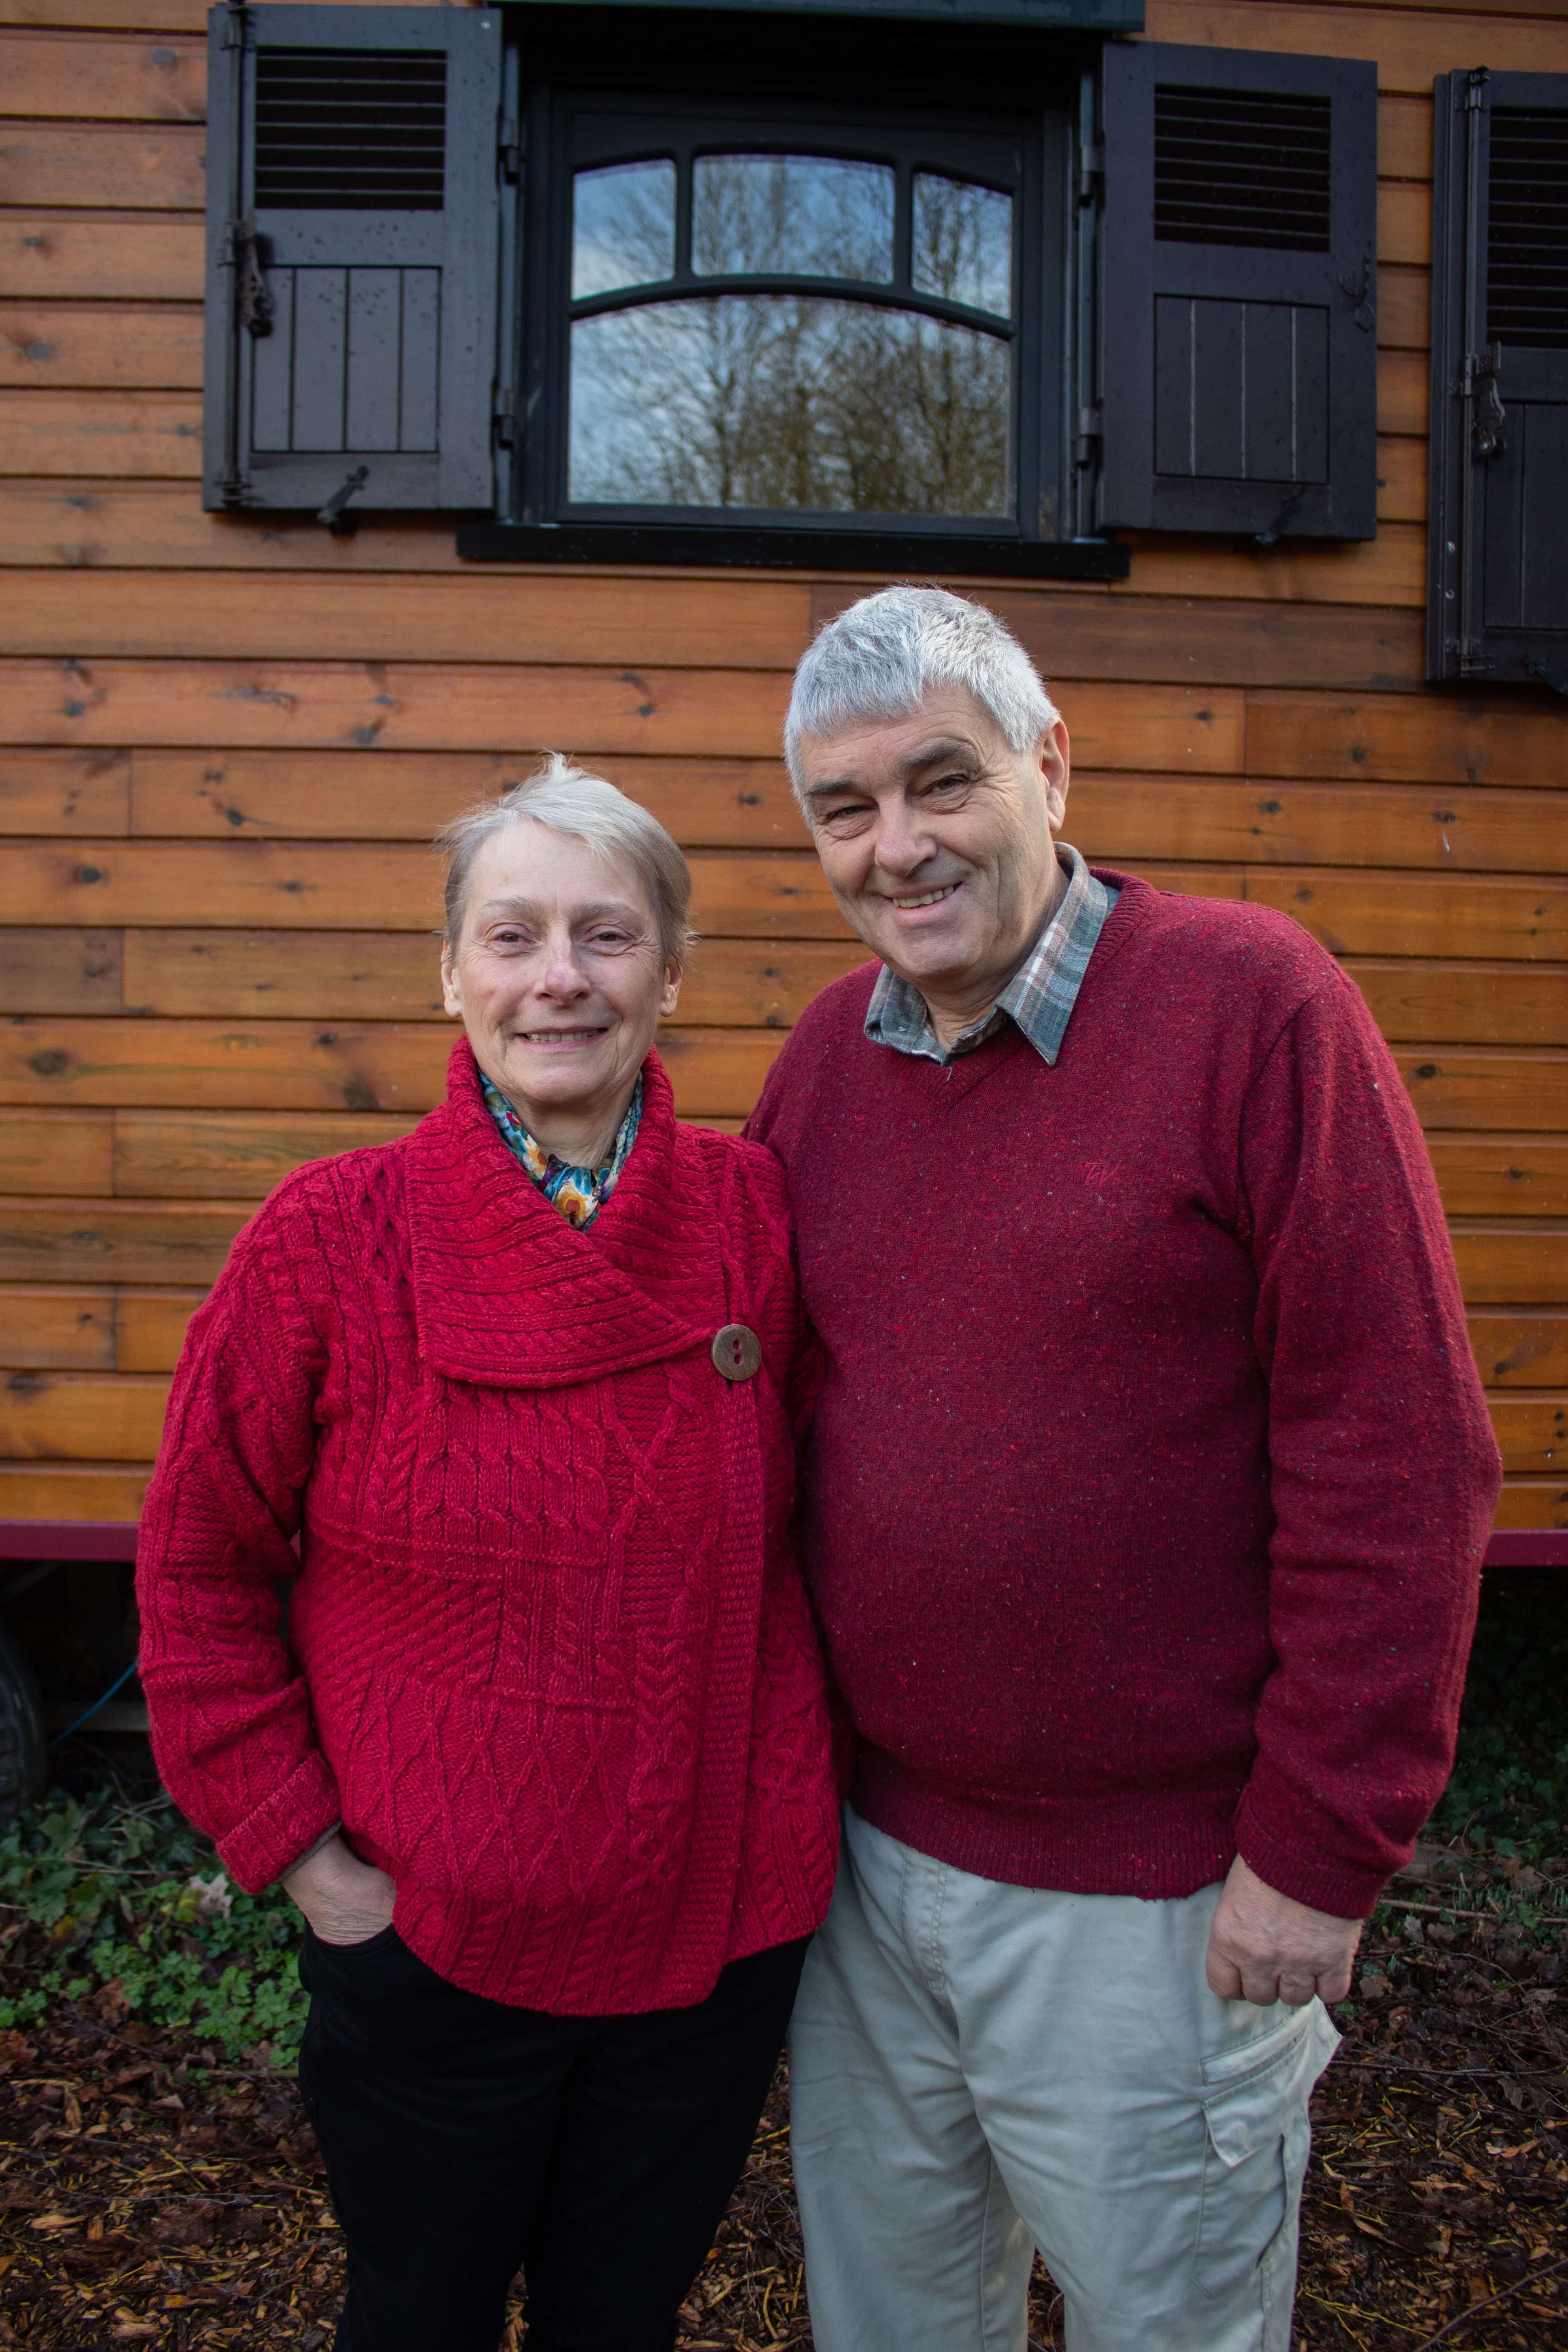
[
  {"xmin": 0, "ymin": 1787, "xmax": 308, "ymax": 2063},
  {"xmin": 1426, "ymin": 1571, "xmax": 1568, "ymax": 1866}
]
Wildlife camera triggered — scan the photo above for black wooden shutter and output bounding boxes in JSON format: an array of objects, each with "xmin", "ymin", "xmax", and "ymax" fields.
[
  {"xmin": 1098, "ymin": 41, "xmax": 1378, "ymax": 539},
  {"xmin": 1428, "ymin": 70, "xmax": 1568, "ymax": 686},
  {"xmin": 203, "ymin": 2, "xmax": 502, "ymax": 516}
]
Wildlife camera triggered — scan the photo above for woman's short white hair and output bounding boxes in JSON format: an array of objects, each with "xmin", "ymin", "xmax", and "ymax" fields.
[
  {"xmin": 436, "ymin": 755, "xmax": 695, "ymax": 965},
  {"xmin": 784, "ymin": 585, "xmax": 1060, "ymax": 800}
]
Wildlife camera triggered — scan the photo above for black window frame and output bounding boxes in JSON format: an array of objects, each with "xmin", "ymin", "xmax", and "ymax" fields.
[
  {"xmin": 466, "ymin": 5, "xmax": 1118, "ymax": 576},
  {"xmin": 532, "ymin": 95, "xmax": 1044, "ymax": 538}
]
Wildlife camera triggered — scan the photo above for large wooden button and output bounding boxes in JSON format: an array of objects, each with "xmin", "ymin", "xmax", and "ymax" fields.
[{"xmin": 711, "ymin": 1323, "xmax": 762, "ymax": 1382}]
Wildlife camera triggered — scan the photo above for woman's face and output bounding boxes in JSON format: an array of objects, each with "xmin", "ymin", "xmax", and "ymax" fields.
[{"xmin": 441, "ymin": 820, "xmax": 681, "ymax": 1146}]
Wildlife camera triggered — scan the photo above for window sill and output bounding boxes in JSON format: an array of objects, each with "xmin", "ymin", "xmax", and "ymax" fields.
[{"xmin": 455, "ymin": 522, "xmax": 1130, "ymax": 578}]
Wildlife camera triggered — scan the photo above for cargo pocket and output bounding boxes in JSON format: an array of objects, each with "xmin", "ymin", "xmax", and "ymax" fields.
[{"xmin": 1192, "ymin": 2002, "xmax": 1339, "ymax": 2304}]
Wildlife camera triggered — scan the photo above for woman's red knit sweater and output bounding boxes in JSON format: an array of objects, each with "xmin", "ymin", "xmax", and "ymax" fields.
[{"xmin": 135, "ymin": 1044, "xmax": 839, "ymax": 2015}]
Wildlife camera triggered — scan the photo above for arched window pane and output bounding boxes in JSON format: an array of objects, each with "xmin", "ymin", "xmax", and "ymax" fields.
[
  {"xmin": 693, "ymin": 156, "xmax": 895, "ymax": 284},
  {"xmin": 912, "ymin": 174, "xmax": 1013, "ymax": 318},
  {"xmin": 570, "ymin": 295, "xmax": 1009, "ymax": 516},
  {"xmin": 573, "ymin": 159, "xmax": 676, "ymax": 299}
]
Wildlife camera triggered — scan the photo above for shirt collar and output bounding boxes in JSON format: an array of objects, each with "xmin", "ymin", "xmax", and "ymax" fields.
[{"xmin": 864, "ymin": 844, "xmax": 1117, "ymax": 1068}]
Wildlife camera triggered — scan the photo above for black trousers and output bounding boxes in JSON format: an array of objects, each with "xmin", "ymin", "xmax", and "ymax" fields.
[{"xmin": 296, "ymin": 1927, "xmax": 808, "ymax": 2352}]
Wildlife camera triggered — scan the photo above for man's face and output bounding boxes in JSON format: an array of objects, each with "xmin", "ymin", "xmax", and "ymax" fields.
[{"xmin": 795, "ymin": 689, "xmax": 1070, "ymax": 1010}]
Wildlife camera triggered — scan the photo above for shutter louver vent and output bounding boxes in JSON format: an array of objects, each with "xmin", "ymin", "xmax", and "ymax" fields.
[
  {"xmin": 255, "ymin": 49, "xmax": 447, "ymax": 211},
  {"xmin": 1487, "ymin": 108, "xmax": 1568, "ymax": 350},
  {"xmin": 1153, "ymin": 86, "xmax": 1332, "ymax": 252}
]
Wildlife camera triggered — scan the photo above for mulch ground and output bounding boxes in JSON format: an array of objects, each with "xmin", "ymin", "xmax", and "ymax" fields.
[{"xmin": 3, "ymin": 1867, "xmax": 1564, "ymax": 2352}]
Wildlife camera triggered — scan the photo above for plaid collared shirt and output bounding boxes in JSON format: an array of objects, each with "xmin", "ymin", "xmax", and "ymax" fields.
[{"xmin": 863, "ymin": 844, "xmax": 1117, "ymax": 1067}]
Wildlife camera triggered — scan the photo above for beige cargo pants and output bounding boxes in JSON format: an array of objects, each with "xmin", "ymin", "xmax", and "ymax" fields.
[{"xmin": 789, "ymin": 1805, "xmax": 1339, "ymax": 2352}]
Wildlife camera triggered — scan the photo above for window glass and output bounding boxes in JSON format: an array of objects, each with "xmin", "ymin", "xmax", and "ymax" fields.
[
  {"xmin": 572, "ymin": 159, "xmax": 676, "ymax": 299},
  {"xmin": 692, "ymin": 155, "xmax": 895, "ymax": 283},
  {"xmin": 570, "ymin": 294, "xmax": 1008, "ymax": 514},
  {"xmin": 911, "ymin": 173, "xmax": 1013, "ymax": 317}
]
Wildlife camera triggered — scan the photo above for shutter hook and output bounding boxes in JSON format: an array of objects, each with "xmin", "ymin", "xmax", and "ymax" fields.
[
  {"xmin": 1253, "ymin": 484, "xmax": 1308, "ymax": 550},
  {"xmin": 1524, "ymin": 659, "xmax": 1568, "ymax": 699},
  {"xmin": 318, "ymin": 466, "xmax": 369, "ymax": 536}
]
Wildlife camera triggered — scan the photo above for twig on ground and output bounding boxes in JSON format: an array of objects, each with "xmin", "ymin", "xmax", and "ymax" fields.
[{"xmin": 1406, "ymin": 2252, "xmax": 1568, "ymax": 2349}]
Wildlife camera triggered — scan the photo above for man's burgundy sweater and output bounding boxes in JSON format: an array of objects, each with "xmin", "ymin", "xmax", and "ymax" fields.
[{"xmin": 747, "ymin": 873, "xmax": 1501, "ymax": 1920}]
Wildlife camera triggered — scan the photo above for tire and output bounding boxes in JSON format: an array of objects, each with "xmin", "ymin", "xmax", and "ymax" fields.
[{"xmin": 0, "ymin": 1619, "xmax": 47, "ymax": 1827}]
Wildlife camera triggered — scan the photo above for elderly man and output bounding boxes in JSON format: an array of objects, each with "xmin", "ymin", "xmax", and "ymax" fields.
[{"xmin": 745, "ymin": 588, "xmax": 1500, "ymax": 2352}]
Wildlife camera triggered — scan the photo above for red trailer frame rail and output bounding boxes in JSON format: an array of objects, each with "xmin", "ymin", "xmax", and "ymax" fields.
[{"xmin": 1, "ymin": 1524, "xmax": 1564, "ymax": 1569}]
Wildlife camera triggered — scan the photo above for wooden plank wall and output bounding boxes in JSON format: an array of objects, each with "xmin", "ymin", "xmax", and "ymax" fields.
[{"xmin": 0, "ymin": 0, "xmax": 1565, "ymax": 1537}]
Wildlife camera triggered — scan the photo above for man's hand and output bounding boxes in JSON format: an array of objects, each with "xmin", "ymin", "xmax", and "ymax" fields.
[
  {"xmin": 282, "ymin": 1832, "xmax": 397, "ymax": 1948},
  {"xmin": 1205, "ymin": 1854, "xmax": 1362, "ymax": 2007}
]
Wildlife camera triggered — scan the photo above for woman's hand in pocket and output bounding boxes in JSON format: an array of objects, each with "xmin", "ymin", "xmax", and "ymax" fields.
[{"xmin": 283, "ymin": 1832, "xmax": 398, "ymax": 1947}]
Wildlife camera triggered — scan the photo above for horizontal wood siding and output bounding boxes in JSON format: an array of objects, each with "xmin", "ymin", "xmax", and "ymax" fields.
[{"xmin": 0, "ymin": 0, "xmax": 1564, "ymax": 1537}]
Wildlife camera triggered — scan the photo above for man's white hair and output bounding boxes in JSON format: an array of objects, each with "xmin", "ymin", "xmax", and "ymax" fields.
[
  {"xmin": 436, "ymin": 753, "xmax": 694, "ymax": 965},
  {"xmin": 783, "ymin": 585, "xmax": 1060, "ymax": 800}
]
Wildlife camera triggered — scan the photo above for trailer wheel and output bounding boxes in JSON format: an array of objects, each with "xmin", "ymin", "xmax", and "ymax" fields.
[{"xmin": 0, "ymin": 1620, "xmax": 47, "ymax": 1826}]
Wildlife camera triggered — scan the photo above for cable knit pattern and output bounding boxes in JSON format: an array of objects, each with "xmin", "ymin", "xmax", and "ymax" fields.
[{"xmin": 136, "ymin": 1042, "xmax": 839, "ymax": 2015}]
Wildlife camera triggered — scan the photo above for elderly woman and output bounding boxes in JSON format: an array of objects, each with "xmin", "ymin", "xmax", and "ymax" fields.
[{"xmin": 135, "ymin": 760, "xmax": 839, "ymax": 2352}]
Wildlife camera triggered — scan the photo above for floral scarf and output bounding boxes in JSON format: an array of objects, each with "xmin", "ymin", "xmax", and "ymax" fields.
[{"xmin": 481, "ymin": 1073, "xmax": 643, "ymax": 1230}]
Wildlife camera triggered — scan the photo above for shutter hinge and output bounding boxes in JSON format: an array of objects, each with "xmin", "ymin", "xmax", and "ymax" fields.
[
  {"xmin": 500, "ymin": 119, "xmax": 523, "ymax": 182},
  {"xmin": 1077, "ymin": 142, "xmax": 1103, "ymax": 206},
  {"xmin": 222, "ymin": 0, "xmax": 250, "ymax": 48},
  {"xmin": 1465, "ymin": 66, "xmax": 1489, "ymax": 111},
  {"xmin": 229, "ymin": 209, "xmax": 274, "ymax": 339},
  {"xmin": 494, "ymin": 387, "xmax": 517, "ymax": 448},
  {"xmin": 1462, "ymin": 343, "xmax": 1506, "ymax": 457},
  {"xmin": 1338, "ymin": 249, "xmax": 1375, "ymax": 333},
  {"xmin": 1073, "ymin": 405, "xmax": 1102, "ymax": 468}
]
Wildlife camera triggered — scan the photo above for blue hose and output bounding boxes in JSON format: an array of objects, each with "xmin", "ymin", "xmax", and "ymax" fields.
[{"xmin": 50, "ymin": 1656, "xmax": 141, "ymax": 1748}]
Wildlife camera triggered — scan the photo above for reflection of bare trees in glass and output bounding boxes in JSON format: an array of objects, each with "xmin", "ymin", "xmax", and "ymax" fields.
[
  {"xmin": 912, "ymin": 173, "xmax": 1014, "ymax": 318},
  {"xmin": 567, "ymin": 155, "xmax": 1013, "ymax": 517},
  {"xmin": 693, "ymin": 155, "xmax": 895, "ymax": 283},
  {"xmin": 572, "ymin": 299, "xmax": 1008, "ymax": 514},
  {"xmin": 572, "ymin": 160, "xmax": 676, "ymax": 299}
]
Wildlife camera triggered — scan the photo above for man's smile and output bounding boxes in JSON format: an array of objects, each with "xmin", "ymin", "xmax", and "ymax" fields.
[{"xmin": 880, "ymin": 882, "xmax": 964, "ymax": 912}]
